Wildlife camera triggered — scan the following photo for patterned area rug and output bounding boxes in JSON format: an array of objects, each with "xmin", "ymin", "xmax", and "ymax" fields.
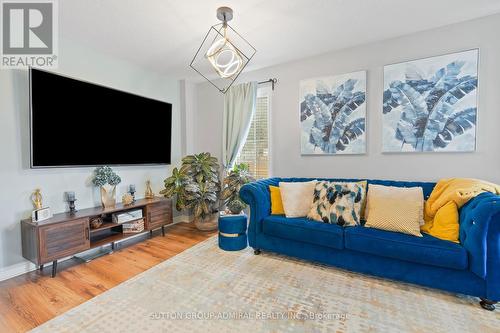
[{"xmin": 31, "ymin": 236, "xmax": 499, "ymax": 333}]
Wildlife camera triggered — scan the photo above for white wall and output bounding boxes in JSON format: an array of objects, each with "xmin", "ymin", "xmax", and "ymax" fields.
[
  {"xmin": 194, "ymin": 14, "xmax": 500, "ymax": 184},
  {"xmin": 0, "ymin": 41, "xmax": 182, "ymax": 274},
  {"xmin": 179, "ymin": 80, "xmax": 198, "ymax": 155}
]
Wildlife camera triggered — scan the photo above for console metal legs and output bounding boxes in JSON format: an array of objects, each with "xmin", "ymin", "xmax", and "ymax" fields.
[{"xmin": 51, "ymin": 260, "xmax": 57, "ymax": 278}]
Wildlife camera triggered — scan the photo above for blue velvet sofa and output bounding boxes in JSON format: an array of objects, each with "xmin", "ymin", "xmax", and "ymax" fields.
[{"xmin": 240, "ymin": 177, "xmax": 500, "ymax": 310}]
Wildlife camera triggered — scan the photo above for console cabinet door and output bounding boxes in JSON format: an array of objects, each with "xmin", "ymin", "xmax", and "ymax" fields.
[
  {"xmin": 39, "ymin": 218, "xmax": 90, "ymax": 263},
  {"xmin": 146, "ymin": 201, "xmax": 172, "ymax": 230}
]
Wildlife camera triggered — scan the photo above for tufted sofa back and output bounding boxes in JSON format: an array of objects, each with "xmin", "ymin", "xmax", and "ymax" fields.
[{"xmin": 276, "ymin": 177, "xmax": 436, "ymax": 199}]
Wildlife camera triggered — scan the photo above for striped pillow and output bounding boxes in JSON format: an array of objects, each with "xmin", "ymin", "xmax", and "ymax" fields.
[
  {"xmin": 365, "ymin": 185, "xmax": 423, "ymax": 237},
  {"xmin": 365, "ymin": 184, "xmax": 425, "ymax": 225}
]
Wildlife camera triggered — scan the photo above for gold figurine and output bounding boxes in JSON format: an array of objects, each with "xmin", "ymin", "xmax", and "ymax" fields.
[
  {"xmin": 122, "ymin": 193, "xmax": 134, "ymax": 205},
  {"xmin": 145, "ymin": 180, "xmax": 155, "ymax": 199},
  {"xmin": 31, "ymin": 189, "xmax": 43, "ymax": 210}
]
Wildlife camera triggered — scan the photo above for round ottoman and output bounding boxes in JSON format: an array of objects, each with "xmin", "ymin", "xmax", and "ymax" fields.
[{"xmin": 218, "ymin": 213, "xmax": 248, "ymax": 251}]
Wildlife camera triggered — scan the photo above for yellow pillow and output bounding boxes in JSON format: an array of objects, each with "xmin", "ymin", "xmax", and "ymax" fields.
[
  {"xmin": 269, "ymin": 185, "xmax": 285, "ymax": 215},
  {"xmin": 422, "ymin": 201, "xmax": 459, "ymax": 243}
]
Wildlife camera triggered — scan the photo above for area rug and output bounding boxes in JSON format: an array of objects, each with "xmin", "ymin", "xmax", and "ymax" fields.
[{"xmin": 31, "ymin": 236, "xmax": 499, "ymax": 333}]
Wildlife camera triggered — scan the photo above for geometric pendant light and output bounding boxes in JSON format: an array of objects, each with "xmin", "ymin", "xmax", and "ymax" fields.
[{"xmin": 190, "ymin": 7, "xmax": 256, "ymax": 93}]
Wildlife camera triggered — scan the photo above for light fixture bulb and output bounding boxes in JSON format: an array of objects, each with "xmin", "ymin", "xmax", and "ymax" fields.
[
  {"xmin": 190, "ymin": 6, "xmax": 256, "ymax": 93},
  {"xmin": 205, "ymin": 36, "xmax": 243, "ymax": 79}
]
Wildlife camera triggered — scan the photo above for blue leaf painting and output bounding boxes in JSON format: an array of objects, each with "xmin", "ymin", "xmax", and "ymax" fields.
[
  {"xmin": 300, "ymin": 71, "xmax": 367, "ymax": 155},
  {"xmin": 382, "ymin": 49, "xmax": 478, "ymax": 152},
  {"xmin": 433, "ymin": 108, "xmax": 477, "ymax": 149},
  {"xmin": 336, "ymin": 118, "xmax": 366, "ymax": 151}
]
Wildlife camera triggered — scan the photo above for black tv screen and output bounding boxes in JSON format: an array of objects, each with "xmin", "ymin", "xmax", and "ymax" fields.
[{"xmin": 29, "ymin": 68, "xmax": 172, "ymax": 167}]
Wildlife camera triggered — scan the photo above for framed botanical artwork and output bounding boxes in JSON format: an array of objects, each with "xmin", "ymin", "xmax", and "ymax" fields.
[
  {"xmin": 299, "ymin": 71, "xmax": 366, "ymax": 155},
  {"xmin": 382, "ymin": 49, "xmax": 479, "ymax": 152}
]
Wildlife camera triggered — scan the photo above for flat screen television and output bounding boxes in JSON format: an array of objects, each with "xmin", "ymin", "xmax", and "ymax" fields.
[{"xmin": 29, "ymin": 68, "xmax": 172, "ymax": 168}]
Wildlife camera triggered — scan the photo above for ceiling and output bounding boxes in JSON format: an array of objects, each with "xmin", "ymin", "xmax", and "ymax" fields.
[{"xmin": 60, "ymin": 0, "xmax": 500, "ymax": 80}]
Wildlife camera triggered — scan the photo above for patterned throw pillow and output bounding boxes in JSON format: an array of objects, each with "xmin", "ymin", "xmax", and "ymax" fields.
[{"xmin": 307, "ymin": 181, "xmax": 363, "ymax": 226}]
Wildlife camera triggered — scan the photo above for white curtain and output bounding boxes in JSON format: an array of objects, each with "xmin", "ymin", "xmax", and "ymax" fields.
[{"xmin": 222, "ymin": 81, "xmax": 258, "ymax": 170}]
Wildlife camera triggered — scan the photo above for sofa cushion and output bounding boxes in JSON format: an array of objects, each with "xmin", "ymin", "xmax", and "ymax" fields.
[
  {"xmin": 263, "ymin": 215, "xmax": 344, "ymax": 250},
  {"xmin": 345, "ymin": 226, "xmax": 468, "ymax": 270}
]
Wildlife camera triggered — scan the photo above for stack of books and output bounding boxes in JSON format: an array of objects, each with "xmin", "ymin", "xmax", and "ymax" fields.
[
  {"xmin": 112, "ymin": 209, "xmax": 143, "ymax": 224},
  {"xmin": 122, "ymin": 219, "xmax": 145, "ymax": 234},
  {"xmin": 112, "ymin": 209, "xmax": 145, "ymax": 234}
]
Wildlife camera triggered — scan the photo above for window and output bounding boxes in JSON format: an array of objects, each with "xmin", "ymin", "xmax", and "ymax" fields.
[{"xmin": 235, "ymin": 88, "xmax": 271, "ymax": 179}]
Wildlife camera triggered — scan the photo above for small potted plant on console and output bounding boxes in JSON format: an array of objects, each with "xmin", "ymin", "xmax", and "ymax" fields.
[{"xmin": 92, "ymin": 166, "xmax": 122, "ymax": 208}]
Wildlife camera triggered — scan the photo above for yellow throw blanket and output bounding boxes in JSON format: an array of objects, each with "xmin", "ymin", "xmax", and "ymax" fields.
[
  {"xmin": 422, "ymin": 178, "xmax": 500, "ymax": 242},
  {"xmin": 425, "ymin": 178, "xmax": 500, "ymax": 218}
]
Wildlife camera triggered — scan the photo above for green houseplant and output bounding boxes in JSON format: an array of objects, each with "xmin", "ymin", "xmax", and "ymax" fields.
[
  {"xmin": 160, "ymin": 152, "xmax": 220, "ymax": 231},
  {"xmin": 92, "ymin": 166, "xmax": 122, "ymax": 208},
  {"xmin": 221, "ymin": 163, "xmax": 255, "ymax": 214}
]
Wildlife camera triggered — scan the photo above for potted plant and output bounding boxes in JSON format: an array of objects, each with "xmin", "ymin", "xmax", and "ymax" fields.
[
  {"xmin": 221, "ymin": 163, "xmax": 255, "ymax": 214},
  {"xmin": 160, "ymin": 152, "xmax": 220, "ymax": 231},
  {"xmin": 92, "ymin": 166, "xmax": 122, "ymax": 208}
]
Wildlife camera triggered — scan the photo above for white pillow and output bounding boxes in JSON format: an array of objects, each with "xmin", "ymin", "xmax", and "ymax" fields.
[{"xmin": 279, "ymin": 181, "xmax": 316, "ymax": 218}]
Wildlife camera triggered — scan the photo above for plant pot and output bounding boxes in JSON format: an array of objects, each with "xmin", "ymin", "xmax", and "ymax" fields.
[
  {"xmin": 229, "ymin": 207, "xmax": 243, "ymax": 215},
  {"xmin": 100, "ymin": 185, "xmax": 116, "ymax": 208},
  {"xmin": 193, "ymin": 213, "xmax": 219, "ymax": 231}
]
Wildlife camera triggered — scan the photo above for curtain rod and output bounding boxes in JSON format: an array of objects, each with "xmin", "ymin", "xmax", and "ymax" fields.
[{"xmin": 257, "ymin": 78, "xmax": 277, "ymax": 90}]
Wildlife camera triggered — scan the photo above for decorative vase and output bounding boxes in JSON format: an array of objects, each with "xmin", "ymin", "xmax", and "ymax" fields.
[
  {"xmin": 193, "ymin": 212, "xmax": 219, "ymax": 231},
  {"xmin": 100, "ymin": 185, "xmax": 116, "ymax": 208},
  {"xmin": 145, "ymin": 180, "xmax": 155, "ymax": 199}
]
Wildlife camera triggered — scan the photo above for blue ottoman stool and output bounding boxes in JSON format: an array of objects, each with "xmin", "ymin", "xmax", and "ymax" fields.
[{"xmin": 218, "ymin": 213, "xmax": 248, "ymax": 251}]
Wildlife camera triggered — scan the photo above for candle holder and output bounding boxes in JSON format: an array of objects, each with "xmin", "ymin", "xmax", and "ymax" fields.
[
  {"xmin": 68, "ymin": 199, "xmax": 77, "ymax": 214},
  {"xmin": 129, "ymin": 185, "xmax": 136, "ymax": 203},
  {"xmin": 66, "ymin": 192, "xmax": 77, "ymax": 214}
]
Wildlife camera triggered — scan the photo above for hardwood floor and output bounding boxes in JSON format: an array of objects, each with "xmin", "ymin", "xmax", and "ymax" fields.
[{"xmin": 0, "ymin": 222, "xmax": 216, "ymax": 333}]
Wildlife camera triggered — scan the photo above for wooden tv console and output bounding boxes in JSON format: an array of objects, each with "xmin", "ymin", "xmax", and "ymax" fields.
[{"xmin": 21, "ymin": 197, "xmax": 172, "ymax": 277}]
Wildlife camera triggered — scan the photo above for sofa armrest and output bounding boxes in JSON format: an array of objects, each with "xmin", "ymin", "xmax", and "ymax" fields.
[
  {"xmin": 459, "ymin": 192, "xmax": 500, "ymax": 300},
  {"xmin": 240, "ymin": 177, "xmax": 281, "ymax": 247},
  {"xmin": 486, "ymin": 211, "xmax": 500, "ymax": 300}
]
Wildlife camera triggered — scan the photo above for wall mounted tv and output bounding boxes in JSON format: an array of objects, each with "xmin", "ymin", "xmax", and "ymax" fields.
[{"xmin": 29, "ymin": 68, "xmax": 172, "ymax": 168}]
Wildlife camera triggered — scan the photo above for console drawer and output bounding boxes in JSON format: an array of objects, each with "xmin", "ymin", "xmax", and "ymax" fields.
[
  {"xmin": 146, "ymin": 201, "xmax": 172, "ymax": 230},
  {"xmin": 39, "ymin": 218, "xmax": 90, "ymax": 263}
]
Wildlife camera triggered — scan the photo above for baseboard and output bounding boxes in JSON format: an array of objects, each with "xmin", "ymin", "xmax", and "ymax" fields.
[
  {"xmin": 0, "ymin": 261, "xmax": 38, "ymax": 282},
  {"xmin": 173, "ymin": 214, "xmax": 192, "ymax": 223},
  {"xmin": 0, "ymin": 215, "xmax": 192, "ymax": 282}
]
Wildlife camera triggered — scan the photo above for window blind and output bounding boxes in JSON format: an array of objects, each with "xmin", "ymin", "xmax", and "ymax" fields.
[{"xmin": 235, "ymin": 94, "xmax": 270, "ymax": 179}]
